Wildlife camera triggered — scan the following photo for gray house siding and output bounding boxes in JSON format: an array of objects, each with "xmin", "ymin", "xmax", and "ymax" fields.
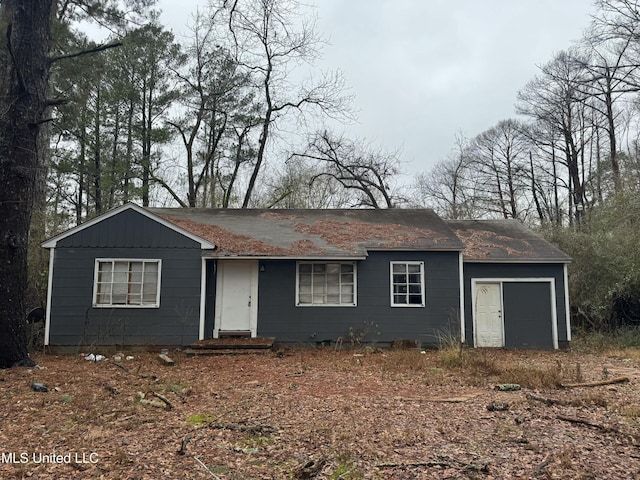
[
  {"xmin": 48, "ymin": 210, "xmax": 203, "ymax": 346},
  {"xmin": 462, "ymin": 263, "xmax": 568, "ymax": 349},
  {"xmin": 256, "ymin": 251, "xmax": 460, "ymax": 346}
]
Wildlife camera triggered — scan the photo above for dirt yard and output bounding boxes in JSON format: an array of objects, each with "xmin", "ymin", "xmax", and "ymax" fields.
[{"xmin": 1, "ymin": 347, "xmax": 639, "ymax": 479}]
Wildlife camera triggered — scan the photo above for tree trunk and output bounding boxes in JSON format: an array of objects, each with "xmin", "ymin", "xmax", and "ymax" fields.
[{"xmin": 0, "ymin": 0, "xmax": 53, "ymax": 368}]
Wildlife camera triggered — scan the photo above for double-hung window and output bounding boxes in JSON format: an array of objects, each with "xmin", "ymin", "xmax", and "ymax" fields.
[
  {"xmin": 93, "ymin": 259, "xmax": 161, "ymax": 307},
  {"xmin": 390, "ymin": 261, "xmax": 425, "ymax": 307},
  {"xmin": 297, "ymin": 262, "xmax": 356, "ymax": 306}
]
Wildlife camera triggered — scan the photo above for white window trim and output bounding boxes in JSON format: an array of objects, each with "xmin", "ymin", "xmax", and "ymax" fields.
[
  {"xmin": 390, "ymin": 261, "xmax": 425, "ymax": 307},
  {"xmin": 295, "ymin": 261, "xmax": 357, "ymax": 307},
  {"xmin": 92, "ymin": 258, "xmax": 162, "ymax": 308}
]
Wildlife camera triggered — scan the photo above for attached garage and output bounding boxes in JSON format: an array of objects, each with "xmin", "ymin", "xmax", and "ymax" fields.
[
  {"xmin": 449, "ymin": 220, "xmax": 572, "ymax": 350},
  {"xmin": 472, "ymin": 279, "xmax": 557, "ymax": 349}
]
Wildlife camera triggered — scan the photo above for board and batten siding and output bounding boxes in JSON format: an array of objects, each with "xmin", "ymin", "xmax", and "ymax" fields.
[
  {"xmin": 48, "ymin": 209, "xmax": 203, "ymax": 345},
  {"xmin": 462, "ymin": 263, "xmax": 569, "ymax": 349},
  {"xmin": 257, "ymin": 251, "xmax": 461, "ymax": 346}
]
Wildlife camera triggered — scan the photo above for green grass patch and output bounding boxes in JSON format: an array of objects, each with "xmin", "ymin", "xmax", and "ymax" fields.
[{"xmin": 186, "ymin": 413, "xmax": 215, "ymax": 427}]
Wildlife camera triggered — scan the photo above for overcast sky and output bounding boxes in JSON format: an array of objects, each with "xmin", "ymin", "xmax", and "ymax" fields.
[{"xmin": 156, "ymin": 0, "xmax": 597, "ymax": 178}]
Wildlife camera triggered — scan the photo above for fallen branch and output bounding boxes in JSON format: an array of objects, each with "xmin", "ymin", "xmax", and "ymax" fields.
[
  {"xmin": 152, "ymin": 392, "xmax": 173, "ymax": 410},
  {"xmin": 209, "ymin": 420, "xmax": 275, "ymax": 434},
  {"xmin": 561, "ymin": 376, "xmax": 629, "ymax": 388},
  {"xmin": 377, "ymin": 456, "xmax": 488, "ymax": 473},
  {"xmin": 526, "ymin": 393, "xmax": 567, "ymax": 406},
  {"xmin": 557, "ymin": 414, "xmax": 613, "ymax": 432},
  {"xmin": 137, "ymin": 391, "xmax": 172, "ymax": 410},
  {"xmin": 557, "ymin": 415, "xmax": 640, "ymax": 447},
  {"xmin": 294, "ymin": 458, "xmax": 326, "ymax": 478}
]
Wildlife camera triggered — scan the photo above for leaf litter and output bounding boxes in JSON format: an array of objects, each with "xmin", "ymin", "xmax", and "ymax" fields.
[{"xmin": 0, "ymin": 349, "xmax": 639, "ymax": 479}]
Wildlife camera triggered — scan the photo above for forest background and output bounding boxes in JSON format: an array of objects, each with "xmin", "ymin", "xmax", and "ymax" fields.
[{"xmin": 11, "ymin": 0, "xmax": 640, "ymax": 344}]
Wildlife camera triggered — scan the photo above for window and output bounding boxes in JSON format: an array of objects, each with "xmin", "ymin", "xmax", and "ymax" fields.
[
  {"xmin": 390, "ymin": 261, "xmax": 425, "ymax": 307},
  {"xmin": 297, "ymin": 262, "xmax": 356, "ymax": 306},
  {"xmin": 93, "ymin": 259, "xmax": 161, "ymax": 307}
]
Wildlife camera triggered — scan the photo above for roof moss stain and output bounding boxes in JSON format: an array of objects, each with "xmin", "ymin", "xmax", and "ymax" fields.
[
  {"xmin": 164, "ymin": 216, "xmax": 290, "ymax": 255},
  {"xmin": 164, "ymin": 216, "xmax": 327, "ymax": 256},
  {"xmin": 454, "ymin": 228, "xmax": 533, "ymax": 259},
  {"xmin": 294, "ymin": 220, "xmax": 450, "ymax": 252}
]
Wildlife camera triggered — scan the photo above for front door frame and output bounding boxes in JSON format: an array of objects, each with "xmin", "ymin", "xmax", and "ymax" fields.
[
  {"xmin": 213, "ymin": 260, "xmax": 259, "ymax": 338},
  {"xmin": 472, "ymin": 281, "xmax": 504, "ymax": 347}
]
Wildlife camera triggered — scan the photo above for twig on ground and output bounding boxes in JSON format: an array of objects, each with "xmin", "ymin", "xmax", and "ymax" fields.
[
  {"xmin": 534, "ymin": 456, "xmax": 551, "ymax": 475},
  {"xmin": 177, "ymin": 435, "xmax": 191, "ymax": 455},
  {"xmin": 193, "ymin": 455, "xmax": 222, "ymax": 479},
  {"xmin": 561, "ymin": 377, "xmax": 629, "ymax": 388},
  {"xmin": 526, "ymin": 393, "xmax": 567, "ymax": 406}
]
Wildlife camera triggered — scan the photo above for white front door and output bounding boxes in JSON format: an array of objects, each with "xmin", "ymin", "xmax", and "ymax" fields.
[
  {"xmin": 214, "ymin": 261, "xmax": 258, "ymax": 337},
  {"xmin": 475, "ymin": 282, "xmax": 504, "ymax": 347}
]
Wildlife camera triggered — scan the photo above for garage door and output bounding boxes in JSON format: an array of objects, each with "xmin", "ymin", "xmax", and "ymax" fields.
[{"xmin": 503, "ymin": 282, "xmax": 554, "ymax": 349}]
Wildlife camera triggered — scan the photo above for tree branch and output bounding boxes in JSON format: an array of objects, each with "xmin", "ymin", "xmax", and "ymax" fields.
[{"xmin": 50, "ymin": 42, "xmax": 123, "ymax": 64}]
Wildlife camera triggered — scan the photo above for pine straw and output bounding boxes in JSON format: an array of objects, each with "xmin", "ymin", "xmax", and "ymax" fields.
[{"xmin": 1, "ymin": 348, "xmax": 639, "ymax": 479}]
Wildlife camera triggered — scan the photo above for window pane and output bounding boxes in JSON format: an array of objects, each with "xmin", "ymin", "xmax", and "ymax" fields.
[
  {"xmin": 341, "ymin": 273, "xmax": 354, "ymax": 284},
  {"xmin": 130, "ymin": 271, "xmax": 143, "ymax": 283},
  {"xmin": 299, "ymin": 264, "xmax": 312, "ymax": 274},
  {"xmin": 98, "ymin": 262, "xmax": 112, "ymax": 278},
  {"xmin": 299, "ymin": 294, "xmax": 312, "ymax": 304},
  {"xmin": 341, "ymin": 264, "xmax": 353, "ymax": 273},
  {"xmin": 96, "ymin": 289, "xmax": 110, "ymax": 304},
  {"xmin": 409, "ymin": 295, "xmax": 422, "ymax": 304},
  {"xmin": 327, "ymin": 264, "xmax": 340, "ymax": 274},
  {"xmin": 327, "ymin": 294, "xmax": 340, "ymax": 304},
  {"xmin": 299, "ymin": 273, "xmax": 312, "ymax": 285},
  {"xmin": 393, "ymin": 274, "xmax": 406, "ymax": 284},
  {"xmin": 342, "ymin": 294, "xmax": 354, "ymax": 304},
  {"xmin": 394, "ymin": 294, "xmax": 407, "ymax": 304},
  {"xmin": 408, "ymin": 264, "xmax": 421, "ymax": 274},
  {"xmin": 299, "ymin": 284, "xmax": 311, "ymax": 294},
  {"xmin": 142, "ymin": 282, "xmax": 158, "ymax": 304},
  {"xmin": 312, "ymin": 294, "xmax": 325, "ymax": 304},
  {"xmin": 409, "ymin": 284, "xmax": 422, "ymax": 294},
  {"xmin": 342, "ymin": 284, "xmax": 354, "ymax": 295},
  {"xmin": 313, "ymin": 264, "xmax": 325, "ymax": 273},
  {"xmin": 408, "ymin": 274, "xmax": 421, "ymax": 284},
  {"xmin": 392, "ymin": 263, "xmax": 406, "ymax": 273},
  {"xmin": 327, "ymin": 273, "xmax": 339, "ymax": 285}
]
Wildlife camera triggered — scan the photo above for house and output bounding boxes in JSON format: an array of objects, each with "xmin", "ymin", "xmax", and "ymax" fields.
[{"xmin": 42, "ymin": 204, "xmax": 571, "ymax": 349}]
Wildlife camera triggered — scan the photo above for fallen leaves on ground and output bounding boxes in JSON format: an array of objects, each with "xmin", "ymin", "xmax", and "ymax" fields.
[{"xmin": 1, "ymin": 348, "xmax": 639, "ymax": 479}]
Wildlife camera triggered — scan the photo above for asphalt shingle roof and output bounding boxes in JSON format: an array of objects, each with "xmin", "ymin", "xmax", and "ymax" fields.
[
  {"xmin": 148, "ymin": 208, "xmax": 464, "ymax": 257},
  {"xmin": 448, "ymin": 219, "xmax": 571, "ymax": 263}
]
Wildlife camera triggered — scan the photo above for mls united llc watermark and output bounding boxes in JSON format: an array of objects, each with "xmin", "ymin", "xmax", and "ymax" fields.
[{"xmin": 1, "ymin": 451, "xmax": 98, "ymax": 465}]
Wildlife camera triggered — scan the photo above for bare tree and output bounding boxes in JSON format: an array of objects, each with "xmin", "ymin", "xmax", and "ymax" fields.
[
  {"xmin": 225, "ymin": 0, "xmax": 350, "ymax": 208},
  {"xmin": 467, "ymin": 119, "xmax": 531, "ymax": 220},
  {"xmin": 517, "ymin": 50, "xmax": 593, "ymax": 223},
  {"xmin": 289, "ymin": 130, "xmax": 403, "ymax": 208},
  {"xmin": 412, "ymin": 133, "xmax": 479, "ymax": 219},
  {"xmin": 262, "ymin": 157, "xmax": 353, "ymax": 208}
]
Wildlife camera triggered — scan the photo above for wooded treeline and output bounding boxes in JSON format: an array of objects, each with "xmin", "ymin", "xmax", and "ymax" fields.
[
  {"xmin": 411, "ymin": 0, "xmax": 640, "ymax": 330},
  {"xmin": 414, "ymin": 0, "xmax": 640, "ymax": 225},
  {"xmin": 31, "ymin": 0, "xmax": 640, "ymax": 331},
  {"xmin": 48, "ymin": 0, "xmax": 405, "ymax": 234}
]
